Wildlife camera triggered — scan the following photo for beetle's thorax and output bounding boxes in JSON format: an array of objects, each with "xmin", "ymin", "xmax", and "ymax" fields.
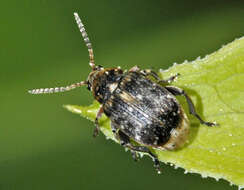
[{"xmin": 87, "ymin": 67, "xmax": 123, "ymax": 103}]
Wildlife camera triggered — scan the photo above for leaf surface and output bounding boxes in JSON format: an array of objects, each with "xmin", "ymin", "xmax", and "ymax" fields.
[{"xmin": 65, "ymin": 37, "xmax": 244, "ymax": 188}]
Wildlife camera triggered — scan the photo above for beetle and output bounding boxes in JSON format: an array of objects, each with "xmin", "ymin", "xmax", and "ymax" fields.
[{"xmin": 28, "ymin": 12, "xmax": 217, "ymax": 173}]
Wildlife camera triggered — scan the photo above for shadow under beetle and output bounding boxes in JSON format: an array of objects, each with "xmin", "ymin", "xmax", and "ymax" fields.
[{"xmin": 29, "ymin": 13, "xmax": 217, "ymax": 173}]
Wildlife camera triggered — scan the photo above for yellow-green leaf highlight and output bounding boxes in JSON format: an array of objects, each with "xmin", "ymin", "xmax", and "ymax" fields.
[{"xmin": 64, "ymin": 37, "xmax": 244, "ymax": 188}]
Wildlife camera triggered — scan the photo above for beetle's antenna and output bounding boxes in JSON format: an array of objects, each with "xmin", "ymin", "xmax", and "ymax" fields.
[
  {"xmin": 28, "ymin": 81, "xmax": 87, "ymax": 94},
  {"xmin": 28, "ymin": 13, "xmax": 93, "ymax": 95},
  {"xmin": 74, "ymin": 12, "xmax": 95, "ymax": 70}
]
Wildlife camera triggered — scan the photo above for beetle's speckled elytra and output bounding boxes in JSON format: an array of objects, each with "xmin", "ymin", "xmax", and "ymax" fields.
[{"xmin": 29, "ymin": 13, "xmax": 217, "ymax": 173}]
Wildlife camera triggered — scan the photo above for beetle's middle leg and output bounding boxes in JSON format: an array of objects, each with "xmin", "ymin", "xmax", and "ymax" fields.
[
  {"xmin": 93, "ymin": 106, "xmax": 104, "ymax": 137},
  {"xmin": 110, "ymin": 123, "xmax": 137, "ymax": 161},
  {"xmin": 111, "ymin": 124, "xmax": 161, "ymax": 173},
  {"xmin": 140, "ymin": 69, "xmax": 179, "ymax": 85},
  {"xmin": 165, "ymin": 86, "xmax": 217, "ymax": 127}
]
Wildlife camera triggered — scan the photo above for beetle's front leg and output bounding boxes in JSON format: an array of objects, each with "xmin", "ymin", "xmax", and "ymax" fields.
[
  {"xmin": 93, "ymin": 106, "xmax": 104, "ymax": 137},
  {"xmin": 140, "ymin": 69, "xmax": 180, "ymax": 85}
]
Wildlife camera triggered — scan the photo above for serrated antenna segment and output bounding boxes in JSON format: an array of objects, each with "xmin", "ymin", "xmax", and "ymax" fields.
[
  {"xmin": 74, "ymin": 12, "xmax": 95, "ymax": 69},
  {"xmin": 28, "ymin": 81, "xmax": 86, "ymax": 94}
]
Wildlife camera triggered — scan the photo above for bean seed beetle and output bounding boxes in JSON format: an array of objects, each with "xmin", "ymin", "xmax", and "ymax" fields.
[{"xmin": 28, "ymin": 13, "xmax": 217, "ymax": 173}]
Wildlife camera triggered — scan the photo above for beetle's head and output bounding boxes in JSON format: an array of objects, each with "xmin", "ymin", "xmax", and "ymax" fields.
[{"xmin": 87, "ymin": 66, "xmax": 123, "ymax": 103}]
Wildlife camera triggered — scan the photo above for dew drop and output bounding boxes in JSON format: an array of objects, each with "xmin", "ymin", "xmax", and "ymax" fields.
[
  {"xmin": 228, "ymin": 133, "xmax": 233, "ymax": 137},
  {"xmin": 196, "ymin": 56, "xmax": 201, "ymax": 61},
  {"xmin": 204, "ymin": 54, "xmax": 209, "ymax": 59},
  {"xmin": 201, "ymin": 173, "xmax": 208, "ymax": 178},
  {"xmin": 183, "ymin": 60, "xmax": 188, "ymax": 64},
  {"xmin": 222, "ymin": 147, "xmax": 226, "ymax": 151}
]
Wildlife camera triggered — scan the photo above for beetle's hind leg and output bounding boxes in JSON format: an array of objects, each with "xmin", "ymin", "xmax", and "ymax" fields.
[
  {"xmin": 165, "ymin": 86, "xmax": 217, "ymax": 126},
  {"xmin": 111, "ymin": 123, "xmax": 161, "ymax": 173}
]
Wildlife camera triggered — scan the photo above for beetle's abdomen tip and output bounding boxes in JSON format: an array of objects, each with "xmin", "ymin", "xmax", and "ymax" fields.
[{"xmin": 159, "ymin": 109, "xmax": 189, "ymax": 150}]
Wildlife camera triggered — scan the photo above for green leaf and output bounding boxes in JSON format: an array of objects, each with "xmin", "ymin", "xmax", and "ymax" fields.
[{"xmin": 64, "ymin": 37, "xmax": 244, "ymax": 188}]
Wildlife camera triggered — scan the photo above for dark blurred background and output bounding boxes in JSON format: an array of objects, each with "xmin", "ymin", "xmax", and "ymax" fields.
[{"xmin": 0, "ymin": 0, "xmax": 244, "ymax": 189}]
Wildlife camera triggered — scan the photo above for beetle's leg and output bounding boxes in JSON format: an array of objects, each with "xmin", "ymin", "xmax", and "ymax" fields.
[
  {"xmin": 131, "ymin": 151, "xmax": 138, "ymax": 162},
  {"xmin": 116, "ymin": 129, "xmax": 161, "ymax": 173},
  {"xmin": 128, "ymin": 66, "xmax": 179, "ymax": 85},
  {"xmin": 160, "ymin": 73, "xmax": 180, "ymax": 84},
  {"xmin": 93, "ymin": 106, "xmax": 104, "ymax": 137},
  {"xmin": 165, "ymin": 86, "xmax": 217, "ymax": 126},
  {"xmin": 126, "ymin": 144, "xmax": 160, "ymax": 173},
  {"xmin": 111, "ymin": 123, "xmax": 144, "ymax": 163},
  {"xmin": 140, "ymin": 69, "xmax": 179, "ymax": 85},
  {"xmin": 111, "ymin": 123, "xmax": 137, "ymax": 160}
]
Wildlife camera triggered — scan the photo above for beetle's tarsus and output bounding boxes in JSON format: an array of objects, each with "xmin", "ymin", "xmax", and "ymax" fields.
[
  {"xmin": 201, "ymin": 121, "xmax": 218, "ymax": 127},
  {"xmin": 93, "ymin": 127, "xmax": 99, "ymax": 138},
  {"xmin": 157, "ymin": 73, "xmax": 180, "ymax": 85}
]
